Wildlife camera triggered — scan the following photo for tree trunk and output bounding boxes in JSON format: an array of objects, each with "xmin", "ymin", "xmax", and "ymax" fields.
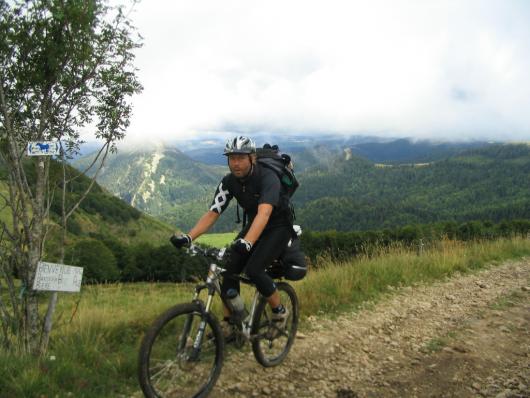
[
  {"xmin": 26, "ymin": 158, "xmax": 46, "ymax": 355},
  {"xmin": 24, "ymin": 292, "xmax": 40, "ymax": 354}
]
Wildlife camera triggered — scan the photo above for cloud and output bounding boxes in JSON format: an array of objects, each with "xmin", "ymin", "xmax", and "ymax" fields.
[{"xmin": 123, "ymin": 0, "xmax": 530, "ymax": 142}]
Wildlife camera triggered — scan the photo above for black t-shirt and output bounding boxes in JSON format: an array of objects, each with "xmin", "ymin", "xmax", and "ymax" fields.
[{"xmin": 209, "ymin": 164, "xmax": 291, "ymax": 228}]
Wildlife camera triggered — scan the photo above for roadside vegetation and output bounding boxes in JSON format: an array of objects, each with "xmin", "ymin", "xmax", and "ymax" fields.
[
  {"xmin": 33, "ymin": 218, "xmax": 530, "ymax": 285},
  {"xmin": 1, "ymin": 236, "xmax": 529, "ymax": 397}
]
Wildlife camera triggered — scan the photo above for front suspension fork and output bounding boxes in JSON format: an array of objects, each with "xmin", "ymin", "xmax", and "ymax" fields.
[{"xmin": 185, "ymin": 292, "xmax": 215, "ymax": 361}]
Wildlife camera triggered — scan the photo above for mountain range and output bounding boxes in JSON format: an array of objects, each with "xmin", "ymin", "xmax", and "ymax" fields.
[{"xmin": 72, "ymin": 136, "xmax": 530, "ymax": 232}]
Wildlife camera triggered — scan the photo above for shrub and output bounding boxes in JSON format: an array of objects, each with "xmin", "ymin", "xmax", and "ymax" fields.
[{"xmin": 66, "ymin": 239, "xmax": 119, "ymax": 283}]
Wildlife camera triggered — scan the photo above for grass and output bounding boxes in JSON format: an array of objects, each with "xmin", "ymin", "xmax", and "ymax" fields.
[
  {"xmin": 296, "ymin": 237, "xmax": 530, "ymax": 316},
  {"xmin": 489, "ymin": 290, "xmax": 526, "ymax": 310},
  {"xmin": 71, "ymin": 208, "xmax": 175, "ymax": 247},
  {"xmin": 423, "ymin": 331, "xmax": 457, "ymax": 353},
  {"xmin": 1, "ymin": 237, "xmax": 530, "ymax": 397},
  {"xmin": 424, "ymin": 337, "xmax": 449, "ymax": 353},
  {"xmin": 196, "ymin": 232, "xmax": 237, "ymax": 248}
]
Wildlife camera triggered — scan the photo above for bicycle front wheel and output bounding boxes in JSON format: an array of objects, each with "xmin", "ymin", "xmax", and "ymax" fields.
[
  {"xmin": 251, "ymin": 282, "xmax": 299, "ymax": 367},
  {"xmin": 138, "ymin": 302, "xmax": 224, "ymax": 398}
]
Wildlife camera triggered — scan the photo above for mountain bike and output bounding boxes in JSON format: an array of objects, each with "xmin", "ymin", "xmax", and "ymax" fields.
[{"xmin": 138, "ymin": 244, "xmax": 300, "ymax": 398}]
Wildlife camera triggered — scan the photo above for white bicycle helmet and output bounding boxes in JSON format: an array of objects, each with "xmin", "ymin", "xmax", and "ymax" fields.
[{"xmin": 223, "ymin": 136, "xmax": 256, "ymax": 156}]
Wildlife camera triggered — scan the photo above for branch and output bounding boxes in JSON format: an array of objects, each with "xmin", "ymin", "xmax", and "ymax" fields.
[
  {"xmin": 44, "ymin": 158, "xmax": 52, "ymax": 220},
  {"xmin": 0, "ymin": 243, "xmax": 13, "ymax": 349},
  {"xmin": 37, "ymin": 19, "xmax": 69, "ymax": 140},
  {"xmin": 0, "ymin": 255, "xmax": 21, "ymax": 338},
  {"xmin": 65, "ymin": 142, "xmax": 107, "ymax": 184},
  {"xmin": 4, "ymin": 172, "xmax": 21, "ymax": 242},
  {"xmin": 0, "ymin": 219, "xmax": 16, "ymax": 243},
  {"xmin": 51, "ymin": 103, "xmax": 105, "ymax": 180},
  {"xmin": 0, "ymin": 191, "xmax": 9, "ymax": 212},
  {"xmin": 64, "ymin": 140, "xmax": 110, "ymax": 220},
  {"xmin": 0, "ymin": 83, "xmax": 35, "ymax": 224},
  {"xmin": 4, "ymin": 151, "xmax": 31, "ymax": 246},
  {"xmin": 18, "ymin": 144, "xmax": 35, "ymax": 203},
  {"xmin": 0, "ymin": 291, "xmax": 12, "ymax": 350},
  {"xmin": 49, "ymin": 17, "xmax": 119, "ymax": 119},
  {"xmin": 41, "ymin": 158, "xmax": 52, "ymax": 256},
  {"xmin": 50, "ymin": 59, "xmax": 101, "ymax": 113}
]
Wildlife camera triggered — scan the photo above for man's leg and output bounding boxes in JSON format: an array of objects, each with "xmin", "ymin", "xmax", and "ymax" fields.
[
  {"xmin": 244, "ymin": 226, "xmax": 292, "ymax": 307},
  {"xmin": 245, "ymin": 227, "xmax": 293, "ymax": 334},
  {"xmin": 221, "ymin": 256, "xmax": 246, "ymax": 316},
  {"xmin": 267, "ymin": 291, "xmax": 281, "ymax": 308}
]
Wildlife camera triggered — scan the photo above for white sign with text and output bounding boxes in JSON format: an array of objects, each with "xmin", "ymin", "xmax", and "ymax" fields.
[{"xmin": 33, "ymin": 262, "xmax": 83, "ymax": 292}]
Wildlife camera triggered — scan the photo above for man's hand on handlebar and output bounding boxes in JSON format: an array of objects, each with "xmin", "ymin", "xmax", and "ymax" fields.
[
  {"xmin": 231, "ymin": 238, "xmax": 253, "ymax": 255},
  {"xmin": 170, "ymin": 233, "xmax": 192, "ymax": 249}
]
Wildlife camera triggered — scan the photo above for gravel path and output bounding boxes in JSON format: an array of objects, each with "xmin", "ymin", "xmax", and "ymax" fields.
[{"xmin": 213, "ymin": 259, "xmax": 530, "ymax": 398}]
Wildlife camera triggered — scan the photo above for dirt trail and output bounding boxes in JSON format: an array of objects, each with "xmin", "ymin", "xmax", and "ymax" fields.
[{"xmin": 213, "ymin": 259, "xmax": 530, "ymax": 398}]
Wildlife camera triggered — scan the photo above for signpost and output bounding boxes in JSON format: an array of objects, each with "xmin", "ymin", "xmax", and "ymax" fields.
[
  {"xmin": 32, "ymin": 262, "xmax": 83, "ymax": 293},
  {"xmin": 25, "ymin": 140, "xmax": 75, "ymax": 351},
  {"xmin": 27, "ymin": 141, "xmax": 60, "ymax": 156}
]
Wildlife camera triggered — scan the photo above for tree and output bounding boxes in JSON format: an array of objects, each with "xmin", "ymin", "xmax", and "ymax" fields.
[
  {"xmin": 0, "ymin": 0, "xmax": 142, "ymax": 355},
  {"xmin": 66, "ymin": 239, "xmax": 119, "ymax": 282}
]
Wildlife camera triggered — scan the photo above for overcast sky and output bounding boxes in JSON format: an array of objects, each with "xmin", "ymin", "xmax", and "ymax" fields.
[{"xmin": 120, "ymin": 0, "xmax": 530, "ymax": 143}]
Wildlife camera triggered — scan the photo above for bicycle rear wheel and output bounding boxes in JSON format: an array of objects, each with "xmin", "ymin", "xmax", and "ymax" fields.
[
  {"xmin": 251, "ymin": 282, "xmax": 299, "ymax": 367},
  {"xmin": 138, "ymin": 303, "xmax": 224, "ymax": 398}
]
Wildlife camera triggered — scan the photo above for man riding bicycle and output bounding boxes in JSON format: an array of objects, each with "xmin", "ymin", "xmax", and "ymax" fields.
[{"xmin": 171, "ymin": 135, "xmax": 293, "ymax": 338}]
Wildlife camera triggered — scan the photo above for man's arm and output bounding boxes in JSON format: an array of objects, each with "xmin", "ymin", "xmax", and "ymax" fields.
[
  {"xmin": 187, "ymin": 210, "xmax": 220, "ymax": 240},
  {"xmin": 185, "ymin": 177, "xmax": 231, "ymax": 240},
  {"xmin": 243, "ymin": 203, "xmax": 273, "ymax": 244}
]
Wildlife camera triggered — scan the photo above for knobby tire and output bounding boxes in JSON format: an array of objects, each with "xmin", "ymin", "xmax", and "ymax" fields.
[
  {"xmin": 138, "ymin": 303, "xmax": 224, "ymax": 398},
  {"xmin": 251, "ymin": 282, "xmax": 299, "ymax": 367}
]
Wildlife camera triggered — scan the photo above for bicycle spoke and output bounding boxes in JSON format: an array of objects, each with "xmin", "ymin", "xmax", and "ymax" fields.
[
  {"xmin": 150, "ymin": 359, "xmax": 177, "ymax": 380},
  {"xmin": 251, "ymin": 282, "xmax": 298, "ymax": 367},
  {"xmin": 139, "ymin": 305, "xmax": 223, "ymax": 398}
]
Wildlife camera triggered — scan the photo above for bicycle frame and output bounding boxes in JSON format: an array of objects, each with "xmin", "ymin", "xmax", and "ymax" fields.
[{"xmin": 188, "ymin": 245, "xmax": 265, "ymax": 345}]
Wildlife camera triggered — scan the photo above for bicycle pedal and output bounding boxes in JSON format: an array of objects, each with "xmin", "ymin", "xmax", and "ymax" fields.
[
  {"xmin": 233, "ymin": 333, "xmax": 246, "ymax": 349},
  {"xmin": 224, "ymin": 334, "xmax": 235, "ymax": 343}
]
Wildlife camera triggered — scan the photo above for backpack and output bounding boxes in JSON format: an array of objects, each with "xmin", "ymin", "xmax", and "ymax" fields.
[
  {"xmin": 256, "ymin": 144, "xmax": 299, "ymax": 198},
  {"xmin": 235, "ymin": 144, "xmax": 299, "ymax": 226}
]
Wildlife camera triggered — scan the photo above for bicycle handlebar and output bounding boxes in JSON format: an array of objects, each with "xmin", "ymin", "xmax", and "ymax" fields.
[
  {"xmin": 187, "ymin": 244, "xmax": 227, "ymax": 261},
  {"xmin": 184, "ymin": 224, "xmax": 302, "ymax": 260}
]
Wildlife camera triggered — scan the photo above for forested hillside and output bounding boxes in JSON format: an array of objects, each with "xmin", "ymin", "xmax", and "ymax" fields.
[
  {"xmin": 73, "ymin": 145, "xmax": 238, "ymax": 232},
  {"xmin": 2, "ymin": 159, "xmax": 219, "ymax": 284},
  {"xmin": 295, "ymin": 143, "xmax": 530, "ymax": 231},
  {"xmin": 347, "ymin": 138, "xmax": 490, "ymax": 164}
]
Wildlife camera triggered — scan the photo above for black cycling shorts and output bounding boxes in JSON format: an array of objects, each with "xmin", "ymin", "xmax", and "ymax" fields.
[{"xmin": 221, "ymin": 224, "xmax": 292, "ymax": 298}]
